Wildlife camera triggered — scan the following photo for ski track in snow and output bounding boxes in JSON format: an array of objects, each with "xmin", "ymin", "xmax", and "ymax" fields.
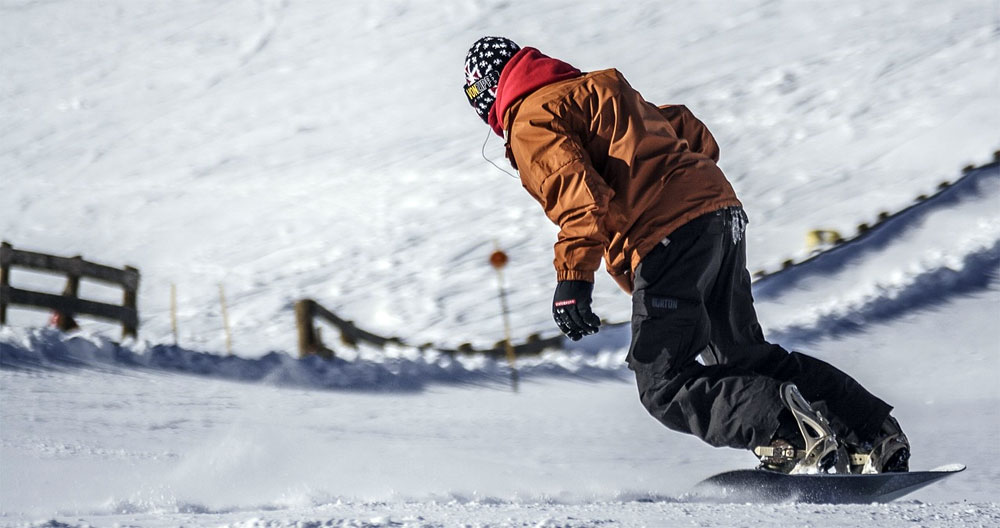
[
  {"xmin": 10, "ymin": 502, "xmax": 1000, "ymax": 528},
  {"xmin": 768, "ymin": 237, "xmax": 1000, "ymax": 348},
  {"xmin": 754, "ymin": 163, "xmax": 1000, "ymax": 347}
]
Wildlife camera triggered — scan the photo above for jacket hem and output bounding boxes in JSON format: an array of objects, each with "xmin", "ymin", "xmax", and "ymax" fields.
[
  {"xmin": 557, "ymin": 270, "xmax": 596, "ymax": 282},
  {"xmin": 623, "ymin": 198, "xmax": 744, "ymax": 288}
]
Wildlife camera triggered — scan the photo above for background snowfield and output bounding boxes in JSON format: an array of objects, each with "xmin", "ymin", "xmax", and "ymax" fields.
[{"xmin": 1, "ymin": 0, "xmax": 998, "ymax": 526}]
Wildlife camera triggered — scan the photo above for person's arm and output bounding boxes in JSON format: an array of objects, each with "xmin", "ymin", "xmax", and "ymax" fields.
[
  {"xmin": 509, "ymin": 112, "xmax": 609, "ymax": 340},
  {"xmin": 656, "ymin": 104, "xmax": 720, "ymax": 162},
  {"xmin": 510, "ymin": 119, "xmax": 612, "ymax": 283}
]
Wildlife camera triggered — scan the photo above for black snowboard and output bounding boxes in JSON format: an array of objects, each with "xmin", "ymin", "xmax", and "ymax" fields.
[{"xmin": 692, "ymin": 464, "xmax": 965, "ymax": 504}]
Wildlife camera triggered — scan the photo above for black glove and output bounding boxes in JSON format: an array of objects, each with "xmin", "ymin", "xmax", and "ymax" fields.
[{"xmin": 552, "ymin": 280, "xmax": 601, "ymax": 341}]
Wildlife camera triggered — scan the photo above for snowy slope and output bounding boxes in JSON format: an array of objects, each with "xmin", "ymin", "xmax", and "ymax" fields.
[
  {"xmin": 1, "ymin": 0, "xmax": 999, "ymax": 526},
  {"xmin": 2, "ymin": 277, "xmax": 998, "ymax": 526},
  {"xmin": 2, "ymin": 0, "xmax": 997, "ymax": 354}
]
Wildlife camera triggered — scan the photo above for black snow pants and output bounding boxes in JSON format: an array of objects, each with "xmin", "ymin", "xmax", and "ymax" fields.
[{"xmin": 626, "ymin": 207, "xmax": 892, "ymax": 450}]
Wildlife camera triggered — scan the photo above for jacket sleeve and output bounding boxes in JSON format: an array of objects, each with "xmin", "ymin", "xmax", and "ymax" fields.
[
  {"xmin": 510, "ymin": 119, "xmax": 612, "ymax": 283},
  {"xmin": 656, "ymin": 104, "xmax": 720, "ymax": 162}
]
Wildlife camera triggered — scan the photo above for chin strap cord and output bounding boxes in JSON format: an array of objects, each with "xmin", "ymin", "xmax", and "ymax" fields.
[{"xmin": 482, "ymin": 128, "xmax": 518, "ymax": 179}]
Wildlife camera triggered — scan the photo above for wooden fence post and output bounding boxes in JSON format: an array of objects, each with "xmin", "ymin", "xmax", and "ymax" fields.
[
  {"xmin": 295, "ymin": 299, "xmax": 335, "ymax": 360},
  {"xmin": 0, "ymin": 242, "xmax": 9, "ymax": 325},
  {"xmin": 295, "ymin": 299, "xmax": 317, "ymax": 358},
  {"xmin": 54, "ymin": 255, "xmax": 82, "ymax": 331},
  {"xmin": 122, "ymin": 266, "xmax": 139, "ymax": 339}
]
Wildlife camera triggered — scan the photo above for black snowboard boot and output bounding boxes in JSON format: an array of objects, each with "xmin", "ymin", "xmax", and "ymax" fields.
[
  {"xmin": 754, "ymin": 383, "xmax": 848, "ymax": 474},
  {"xmin": 848, "ymin": 415, "xmax": 910, "ymax": 474}
]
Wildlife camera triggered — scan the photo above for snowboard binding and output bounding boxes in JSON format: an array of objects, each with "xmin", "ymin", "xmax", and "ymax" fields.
[
  {"xmin": 848, "ymin": 415, "xmax": 911, "ymax": 474},
  {"xmin": 754, "ymin": 383, "xmax": 848, "ymax": 474}
]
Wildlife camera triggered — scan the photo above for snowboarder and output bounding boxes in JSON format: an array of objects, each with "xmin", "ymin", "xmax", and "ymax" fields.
[{"xmin": 462, "ymin": 36, "xmax": 909, "ymax": 474}]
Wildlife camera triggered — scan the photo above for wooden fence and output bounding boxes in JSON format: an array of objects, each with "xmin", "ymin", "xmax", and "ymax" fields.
[
  {"xmin": 294, "ymin": 298, "xmax": 562, "ymax": 360},
  {"xmin": 0, "ymin": 242, "xmax": 140, "ymax": 338}
]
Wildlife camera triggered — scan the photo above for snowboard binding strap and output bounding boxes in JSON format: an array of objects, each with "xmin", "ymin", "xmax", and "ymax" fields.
[
  {"xmin": 781, "ymin": 383, "xmax": 848, "ymax": 474},
  {"xmin": 753, "ymin": 383, "xmax": 852, "ymax": 474},
  {"xmin": 753, "ymin": 443, "xmax": 798, "ymax": 462}
]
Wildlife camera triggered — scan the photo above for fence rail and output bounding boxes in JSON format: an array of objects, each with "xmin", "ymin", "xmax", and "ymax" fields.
[
  {"xmin": 294, "ymin": 298, "xmax": 562, "ymax": 360},
  {"xmin": 0, "ymin": 242, "xmax": 140, "ymax": 338}
]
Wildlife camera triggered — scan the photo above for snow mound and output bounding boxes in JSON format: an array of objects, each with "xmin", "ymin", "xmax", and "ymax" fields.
[{"xmin": 0, "ymin": 327, "xmax": 628, "ymax": 391}]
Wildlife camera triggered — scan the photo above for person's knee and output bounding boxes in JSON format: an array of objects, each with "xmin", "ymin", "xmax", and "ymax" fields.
[
  {"xmin": 715, "ymin": 342, "xmax": 789, "ymax": 371},
  {"xmin": 635, "ymin": 372, "xmax": 691, "ymax": 434}
]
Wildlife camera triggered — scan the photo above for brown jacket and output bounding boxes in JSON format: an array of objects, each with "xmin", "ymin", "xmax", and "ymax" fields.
[{"xmin": 502, "ymin": 68, "xmax": 742, "ymax": 292}]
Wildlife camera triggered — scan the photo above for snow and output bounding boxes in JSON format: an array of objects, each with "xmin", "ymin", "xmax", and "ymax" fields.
[{"xmin": 1, "ymin": 0, "xmax": 999, "ymax": 526}]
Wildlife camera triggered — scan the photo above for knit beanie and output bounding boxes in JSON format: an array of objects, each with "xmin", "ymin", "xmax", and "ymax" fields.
[{"xmin": 463, "ymin": 36, "xmax": 521, "ymax": 124}]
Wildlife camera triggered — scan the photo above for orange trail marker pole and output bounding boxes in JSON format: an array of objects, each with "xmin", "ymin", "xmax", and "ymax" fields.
[{"xmin": 490, "ymin": 247, "xmax": 519, "ymax": 392}]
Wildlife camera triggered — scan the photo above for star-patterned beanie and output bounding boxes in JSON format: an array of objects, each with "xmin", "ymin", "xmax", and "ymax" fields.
[{"xmin": 464, "ymin": 36, "xmax": 521, "ymax": 124}]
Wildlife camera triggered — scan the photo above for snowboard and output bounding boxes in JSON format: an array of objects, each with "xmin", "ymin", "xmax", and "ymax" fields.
[{"xmin": 692, "ymin": 464, "xmax": 965, "ymax": 504}]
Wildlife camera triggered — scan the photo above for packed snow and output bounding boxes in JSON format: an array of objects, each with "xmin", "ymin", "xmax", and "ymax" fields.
[{"xmin": 1, "ymin": 0, "xmax": 998, "ymax": 526}]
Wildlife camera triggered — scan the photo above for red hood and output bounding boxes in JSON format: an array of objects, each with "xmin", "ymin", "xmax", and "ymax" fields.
[{"xmin": 487, "ymin": 47, "xmax": 582, "ymax": 137}]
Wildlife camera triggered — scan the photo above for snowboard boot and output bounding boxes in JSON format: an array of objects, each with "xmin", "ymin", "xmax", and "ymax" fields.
[
  {"xmin": 848, "ymin": 415, "xmax": 910, "ymax": 474},
  {"xmin": 754, "ymin": 383, "xmax": 848, "ymax": 474}
]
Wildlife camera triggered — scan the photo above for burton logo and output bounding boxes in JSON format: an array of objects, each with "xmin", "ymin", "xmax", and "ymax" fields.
[{"xmin": 651, "ymin": 297, "xmax": 679, "ymax": 310}]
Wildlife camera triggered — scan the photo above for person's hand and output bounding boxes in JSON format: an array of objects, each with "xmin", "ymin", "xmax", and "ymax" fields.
[{"xmin": 552, "ymin": 280, "xmax": 601, "ymax": 341}]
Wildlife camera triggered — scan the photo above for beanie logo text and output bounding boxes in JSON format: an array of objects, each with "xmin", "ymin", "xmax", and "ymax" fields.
[{"xmin": 465, "ymin": 70, "xmax": 499, "ymax": 102}]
